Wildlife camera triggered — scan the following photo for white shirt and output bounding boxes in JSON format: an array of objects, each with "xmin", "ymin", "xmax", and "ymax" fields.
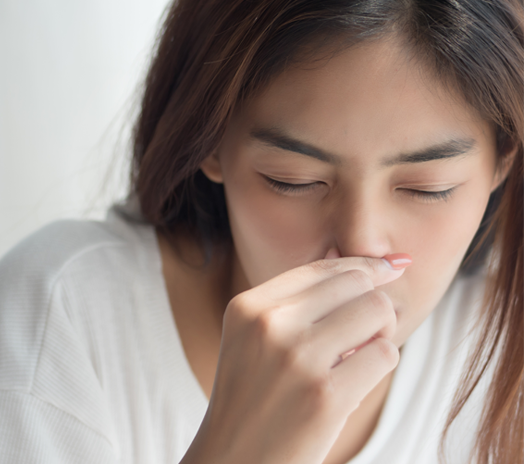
[{"xmin": 0, "ymin": 196, "xmax": 491, "ymax": 463}]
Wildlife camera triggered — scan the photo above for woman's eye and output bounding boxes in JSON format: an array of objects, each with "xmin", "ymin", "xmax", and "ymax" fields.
[
  {"xmin": 402, "ymin": 187, "xmax": 457, "ymax": 203},
  {"xmin": 264, "ymin": 175, "xmax": 457, "ymax": 203},
  {"xmin": 264, "ymin": 176, "xmax": 320, "ymax": 194}
]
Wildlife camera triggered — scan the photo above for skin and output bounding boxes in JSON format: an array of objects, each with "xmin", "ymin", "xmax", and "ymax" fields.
[
  {"xmin": 202, "ymin": 37, "xmax": 509, "ymax": 347},
  {"xmin": 159, "ymin": 36, "xmax": 515, "ymax": 464}
]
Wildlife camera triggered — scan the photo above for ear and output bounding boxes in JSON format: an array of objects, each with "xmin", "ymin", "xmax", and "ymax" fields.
[
  {"xmin": 199, "ymin": 151, "xmax": 224, "ymax": 184},
  {"xmin": 490, "ymin": 142, "xmax": 518, "ymax": 193}
]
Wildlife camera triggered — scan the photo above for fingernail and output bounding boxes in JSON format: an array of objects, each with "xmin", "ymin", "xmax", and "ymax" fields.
[
  {"xmin": 340, "ymin": 348, "xmax": 356, "ymax": 360},
  {"xmin": 382, "ymin": 253, "xmax": 412, "ymax": 270}
]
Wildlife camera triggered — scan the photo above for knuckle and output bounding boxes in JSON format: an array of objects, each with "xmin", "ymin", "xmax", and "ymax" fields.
[
  {"xmin": 373, "ymin": 338, "xmax": 400, "ymax": 367},
  {"xmin": 345, "ymin": 269, "xmax": 374, "ymax": 293},
  {"xmin": 363, "ymin": 256, "xmax": 381, "ymax": 275},
  {"xmin": 367, "ymin": 289, "xmax": 394, "ymax": 316},
  {"xmin": 251, "ymin": 310, "xmax": 277, "ymax": 339},
  {"xmin": 305, "ymin": 374, "xmax": 334, "ymax": 409},
  {"xmin": 229, "ymin": 291, "xmax": 250, "ymax": 311},
  {"xmin": 307, "ymin": 259, "xmax": 343, "ymax": 275},
  {"xmin": 278, "ymin": 338, "xmax": 313, "ymax": 377},
  {"xmin": 224, "ymin": 292, "xmax": 251, "ymax": 322},
  {"xmin": 280, "ymin": 343, "xmax": 304, "ymax": 369}
]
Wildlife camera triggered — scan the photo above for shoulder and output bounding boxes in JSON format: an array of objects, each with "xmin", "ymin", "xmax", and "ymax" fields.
[
  {"xmin": 0, "ymin": 218, "xmax": 134, "ymax": 335},
  {"xmin": 0, "ymin": 197, "xmax": 160, "ymax": 329},
  {"xmin": 1, "ymin": 215, "xmax": 135, "ymax": 281},
  {"xmin": 0, "ymin": 202, "xmax": 159, "ymax": 387},
  {"xmin": 0, "ymin": 204, "xmax": 159, "ymax": 446},
  {"xmin": 0, "ymin": 198, "xmax": 158, "ymax": 297}
]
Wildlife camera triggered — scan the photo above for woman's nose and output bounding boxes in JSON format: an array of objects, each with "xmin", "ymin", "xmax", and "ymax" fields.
[{"xmin": 332, "ymin": 195, "xmax": 392, "ymax": 259}]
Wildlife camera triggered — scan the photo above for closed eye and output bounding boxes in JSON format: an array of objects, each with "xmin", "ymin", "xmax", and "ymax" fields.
[
  {"xmin": 400, "ymin": 187, "xmax": 456, "ymax": 202},
  {"xmin": 263, "ymin": 176, "xmax": 457, "ymax": 202},
  {"xmin": 263, "ymin": 176, "xmax": 320, "ymax": 194}
]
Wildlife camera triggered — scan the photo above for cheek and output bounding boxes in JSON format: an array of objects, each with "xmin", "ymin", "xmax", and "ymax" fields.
[
  {"xmin": 409, "ymin": 185, "xmax": 491, "ymax": 276},
  {"xmin": 224, "ymin": 177, "xmax": 323, "ymax": 285},
  {"xmin": 393, "ymin": 184, "xmax": 492, "ymax": 344}
]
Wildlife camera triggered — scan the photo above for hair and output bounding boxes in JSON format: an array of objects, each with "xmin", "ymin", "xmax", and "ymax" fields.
[{"xmin": 130, "ymin": 1, "xmax": 523, "ymax": 462}]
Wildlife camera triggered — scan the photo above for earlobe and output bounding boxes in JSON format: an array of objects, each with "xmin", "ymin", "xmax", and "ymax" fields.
[{"xmin": 199, "ymin": 152, "xmax": 224, "ymax": 184}]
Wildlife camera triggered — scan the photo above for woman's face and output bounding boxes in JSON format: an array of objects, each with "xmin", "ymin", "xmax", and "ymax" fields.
[{"xmin": 201, "ymin": 38, "xmax": 504, "ymax": 348}]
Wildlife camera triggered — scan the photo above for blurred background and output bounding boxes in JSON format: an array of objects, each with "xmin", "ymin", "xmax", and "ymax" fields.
[{"xmin": 0, "ymin": 0, "xmax": 170, "ymax": 257}]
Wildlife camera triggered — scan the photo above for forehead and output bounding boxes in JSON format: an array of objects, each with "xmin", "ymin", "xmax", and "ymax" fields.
[{"xmin": 236, "ymin": 37, "xmax": 492, "ymax": 164}]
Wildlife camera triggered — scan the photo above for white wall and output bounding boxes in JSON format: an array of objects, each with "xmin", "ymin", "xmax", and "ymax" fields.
[{"xmin": 0, "ymin": 0, "xmax": 170, "ymax": 258}]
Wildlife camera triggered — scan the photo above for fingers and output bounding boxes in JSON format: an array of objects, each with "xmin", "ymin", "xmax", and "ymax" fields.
[
  {"xmin": 330, "ymin": 337, "xmax": 400, "ymax": 406},
  {"xmin": 248, "ymin": 254, "xmax": 409, "ymax": 305},
  {"xmin": 305, "ymin": 289, "xmax": 397, "ymax": 368},
  {"xmin": 286, "ymin": 268, "xmax": 393, "ymax": 325}
]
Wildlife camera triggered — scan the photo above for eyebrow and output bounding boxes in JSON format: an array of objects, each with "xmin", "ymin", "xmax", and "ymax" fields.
[{"xmin": 249, "ymin": 127, "xmax": 476, "ymax": 167}]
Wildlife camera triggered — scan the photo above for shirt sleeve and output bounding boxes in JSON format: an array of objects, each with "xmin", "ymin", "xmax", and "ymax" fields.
[{"xmin": 0, "ymin": 222, "xmax": 120, "ymax": 463}]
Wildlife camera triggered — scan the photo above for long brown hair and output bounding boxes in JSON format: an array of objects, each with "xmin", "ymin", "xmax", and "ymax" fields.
[{"xmin": 130, "ymin": 1, "xmax": 523, "ymax": 462}]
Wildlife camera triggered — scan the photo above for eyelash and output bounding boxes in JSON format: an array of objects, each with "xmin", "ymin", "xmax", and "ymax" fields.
[{"xmin": 264, "ymin": 176, "xmax": 457, "ymax": 202}]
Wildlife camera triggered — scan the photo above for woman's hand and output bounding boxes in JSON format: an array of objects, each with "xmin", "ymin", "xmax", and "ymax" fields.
[{"xmin": 181, "ymin": 252, "xmax": 411, "ymax": 464}]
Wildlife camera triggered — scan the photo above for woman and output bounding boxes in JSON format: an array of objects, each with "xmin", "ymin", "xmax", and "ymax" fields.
[{"xmin": 0, "ymin": 0, "xmax": 522, "ymax": 463}]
